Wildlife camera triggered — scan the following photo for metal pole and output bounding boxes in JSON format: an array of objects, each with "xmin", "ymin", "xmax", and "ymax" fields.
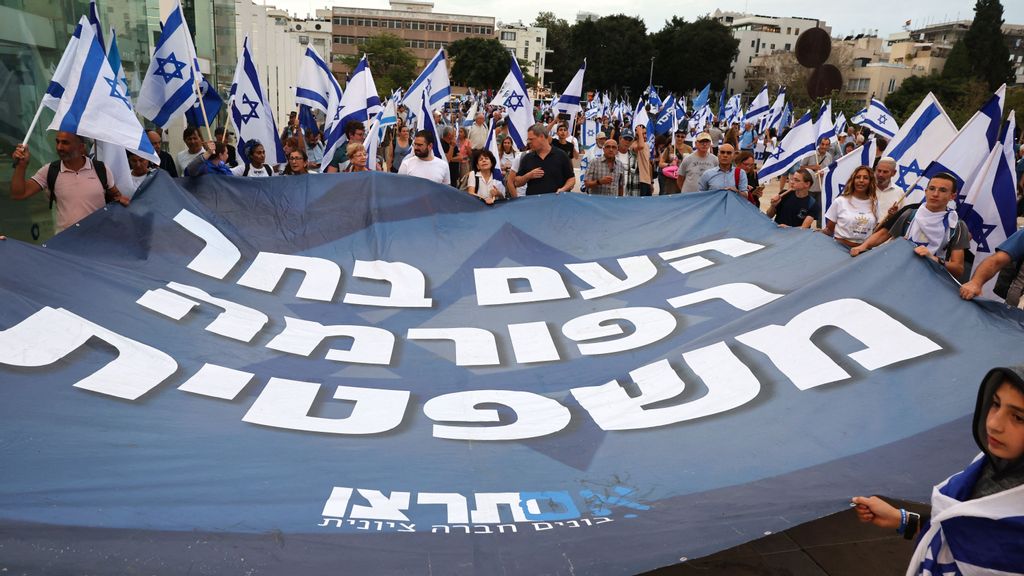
[{"xmin": 648, "ymin": 57, "xmax": 654, "ymax": 89}]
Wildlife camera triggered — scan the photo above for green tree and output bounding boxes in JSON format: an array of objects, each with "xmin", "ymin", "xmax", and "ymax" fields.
[
  {"xmin": 341, "ymin": 34, "xmax": 416, "ymax": 97},
  {"xmin": 942, "ymin": 0, "xmax": 1012, "ymax": 90},
  {"xmin": 447, "ymin": 37, "xmax": 514, "ymax": 89},
  {"xmin": 533, "ymin": 12, "xmax": 573, "ymax": 91},
  {"xmin": 651, "ymin": 17, "xmax": 738, "ymax": 94},
  {"xmin": 569, "ymin": 15, "xmax": 653, "ymax": 96},
  {"xmin": 884, "ymin": 74, "xmax": 991, "ymax": 127}
]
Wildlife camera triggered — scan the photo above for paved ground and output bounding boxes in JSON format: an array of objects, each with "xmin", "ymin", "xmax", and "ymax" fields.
[{"xmin": 640, "ymin": 499, "xmax": 930, "ymax": 576}]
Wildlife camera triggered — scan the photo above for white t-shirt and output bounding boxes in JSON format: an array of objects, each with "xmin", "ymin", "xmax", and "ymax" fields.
[
  {"xmin": 467, "ymin": 170, "xmax": 506, "ymax": 201},
  {"xmin": 176, "ymin": 149, "xmax": 205, "ymax": 175},
  {"xmin": 398, "ymin": 154, "xmax": 451, "ymax": 185},
  {"xmin": 508, "ymin": 154, "xmax": 527, "ymax": 196},
  {"xmin": 825, "ymin": 195, "xmax": 878, "ymax": 243}
]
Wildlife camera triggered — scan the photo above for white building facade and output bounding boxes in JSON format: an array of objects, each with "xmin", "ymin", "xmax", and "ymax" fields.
[
  {"xmin": 713, "ymin": 10, "xmax": 830, "ymax": 97},
  {"xmin": 495, "ymin": 21, "xmax": 550, "ymax": 88}
]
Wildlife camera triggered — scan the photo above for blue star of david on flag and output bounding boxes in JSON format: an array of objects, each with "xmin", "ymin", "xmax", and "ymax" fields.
[
  {"xmin": 878, "ymin": 114, "xmax": 888, "ymax": 125},
  {"xmin": 504, "ymin": 92, "xmax": 525, "ymax": 112},
  {"xmin": 105, "ymin": 76, "xmax": 131, "ymax": 109},
  {"xmin": 770, "ymin": 144, "xmax": 785, "ymax": 161},
  {"xmin": 154, "ymin": 52, "xmax": 188, "ymax": 84},
  {"xmin": 239, "ymin": 94, "xmax": 260, "ymax": 124},
  {"xmin": 896, "ymin": 159, "xmax": 923, "ymax": 189}
]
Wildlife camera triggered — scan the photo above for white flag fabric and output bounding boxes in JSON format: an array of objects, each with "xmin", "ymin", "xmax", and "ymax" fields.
[
  {"xmin": 578, "ymin": 117, "xmax": 598, "ymax": 193},
  {"xmin": 821, "ymin": 137, "xmax": 877, "ymax": 217},
  {"xmin": 229, "ymin": 36, "xmax": 285, "ymax": 167},
  {"xmin": 743, "ymin": 83, "xmax": 770, "ymax": 123},
  {"xmin": 764, "ymin": 87, "xmax": 787, "ymax": 133},
  {"xmin": 757, "ymin": 111, "xmax": 818, "ymax": 181},
  {"xmin": 833, "ymin": 111, "xmax": 847, "ymax": 137},
  {"xmin": 323, "ymin": 55, "xmax": 382, "ymax": 168},
  {"xmin": 913, "ymin": 85, "xmax": 1005, "ymax": 205},
  {"xmin": 816, "ymin": 100, "xmax": 835, "ymax": 142},
  {"xmin": 483, "ymin": 119, "xmax": 503, "ymax": 181},
  {"xmin": 855, "ymin": 98, "xmax": 900, "ymax": 139},
  {"xmin": 94, "ymin": 28, "xmax": 134, "ymax": 198},
  {"xmin": 885, "ymin": 93, "xmax": 958, "ymax": 201},
  {"xmin": 417, "ymin": 90, "xmax": 443, "ymax": 160},
  {"xmin": 402, "ymin": 49, "xmax": 449, "ymax": 113},
  {"xmin": 47, "ymin": 17, "xmax": 158, "ymax": 164},
  {"xmin": 136, "ymin": 1, "xmax": 200, "ymax": 128},
  {"xmin": 957, "ymin": 110, "xmax": 1018, "ymax": 296},
  {"xmin": 295, "ymin": 46, "xmax": 342, "ymax": 117},
  {"xmin": 42, "ymin": 21, "xmax": 84, "ymax": 111},
  {"xmin": 489, "ymin": 55, "xmax": 533, "ymax": 150},
  {"xmin": 553, "ymin": 60, "xmax": 587, "ymax": 116},
  {"xmin": 364, "ymin": 97, "xmax": 397, "ymax": 171}
]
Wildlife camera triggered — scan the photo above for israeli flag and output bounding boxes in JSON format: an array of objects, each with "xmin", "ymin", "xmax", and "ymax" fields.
[
  {"xmin": 816, "ymin": 100, "xmax": 835, "ymax": 142},
  {"xmin": 654, "ymin": 94, "xmax": 676, "ymax": 136},
  {"xmin": 885, "ymin": 92, "xmax": 957, "ymax": 200},
  {"xmin": 295, "ymin": 46, "xmax": 342, "ymax": 118},
  {"xmin": 229, "ymin": 36, "xmax": 285, "ymax": 167},
  {"xmin": 42, "ymin": 22, "xmax": 84, "ymax": 111},
  {"xmin": 764, "ymin": 87, "xmax": 787, "ymax": 132},
  {"xmin": 743, "ymin": 83, "xmax": 770, "ymax": 123},
  {"xmin": 915, "ymin": 85, "xmax": 1004, "ymax": 205},
  {"xmin": 489, "ymin": 54, "xmax": 532, "ymax": 150},
  {"xmin": 646, "ymin": 85, "xmax": 662, "ymax": 113},
  {"xmin": 47, "ymin": 16, "xmax": 158, "ymax": 164},
  {"xmin": 907, "ymin": 455, "xmax": 1024, "ymax": 576},
  {"xmin": 483, "ymin": 119, "xmax": 504, "ymax": 181},
  {"xmin": 578, "ymin": 117, "xmax": 598, "ymax": 194},
  {"xmin": 323, "ymin": 55, "xmax": 382, "ymax": 168},
  {"xmin": 693, "ymin": 83, "xmax": 710, "ymax": 111},
  {"xmin": 554, "ymin": 59, "xmax": 587, "ymax": 117},
  {"xmin": 87, "ymin": 0, "xmax": 105, "ymax": 53},
  {"xmin": 855, "ymin": 98, "xmax": 899, "ymax": 139},
  {"xmin": 724, "ymin": 94, "xmax": 743, "ymax": 125},
  {"xmin": 691, "ymin": 105, "xmax": 712, "ymax": 135},
  {"xmin": 717, "ymin": 87, "xmax": 727, "ymax": 118},
  {"xmin": 94, "ymin": 27, "xmax": 134, "ymax": 198},
  {"xmin": 403, "ymin": 49, "xmax": 449, "ymax": 113},
  {"xmin": 957, "ymin": 111, "xmax": 1018, "ymax": 297},
  {"xmin": 821, "ymin": 137, "xmax": 877, "ymax": 218},
  {"xmin": 779, "ymin": 103, "xmax": 794, "ymax": 131},
  {"xmin": 757, "ymin": 111, "xmax": 817, "ymax": 181},
  {"xmin": 363, "ymin": 97, "xmax": 397, "ymax": 170},
  {"xmin": 416, "ymin": 90, "xmax": 443, "ymax": 160},
  {"xmin": 136, "ymin": 1, "xmax": 199, "ymax": 128},
  {"xmin": 834, "ymin": 111, "xmax": 847, "ymax": 137},
  {"xmin": 184, "ymin": 76, "xmax": 223, "ymax": 127}
]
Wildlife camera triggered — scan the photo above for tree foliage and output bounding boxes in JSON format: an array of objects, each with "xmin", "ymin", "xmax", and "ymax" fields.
[
  {"xmin": 447, "ymin": 37, "xmax": 514, "ymax": 89},
  {"xmin": 651, "ymin": 17, "xmax": 738, "ymax": 94},
  {"xmin": 533, "ymin": 12, "xmax": 573, "ymax": 90},
  {"xmin": 341, "ymin": 34, "xmax": 416, "ymax": 97},
  {"xmin": 569, "ymin": 15, "xmax": 653, "ymax": 96},
  {"xmin": 884, "ymin": 74, "xmax": 991, "ymax": 127},
  {"xmin": 942, "ymin": 0, "xmax": 1012, "ymax": 90}
]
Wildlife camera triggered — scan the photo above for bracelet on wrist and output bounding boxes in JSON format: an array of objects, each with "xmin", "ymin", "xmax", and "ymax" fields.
[{"xmin": 897, "ymin": 508, "xmax": 908, "ymax": 535}]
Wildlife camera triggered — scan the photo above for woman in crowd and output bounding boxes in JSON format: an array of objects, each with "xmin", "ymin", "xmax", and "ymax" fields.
[
  {"xmin": 457, "ymin": 126, "xmax": 473, "ymax": 177},
  {"xmin": 123, "ymin": 151, "xmax": 155, "ymax": 197},
  {"xmin": 186, "ymin": 142, "xmax": 233, "ymax": 176},
  {"xmin": 465, "ymin": 150, "xmax": 506, "ymax": 205},
  {"xmin": 735, "ymin": 151, "xmax": 763, "ymax": 208},
  {"xmin": 441, "ymin": 126, "xmax": 463, "ymax": 188},
  {"xmin": 343, "ymin": 142, "xmax": 369, "ymax": 173},
  {"xmin": 723, "ymin": 125, "xmax": 740, "ymax": 150},
  {"xmin": 766, "ymin": 168, "xmax": 817, "ymax": 228},
  {"xmin": 389, "ymin": 124, "xmax": 412, "ymax": 173},
  {"xmin": 853, "ymin": 365, "xmax": 1024, "ymax": 575},
  {"xmin": 231, "ymin": 141, "xmax": 274, "ymax": 177},
  {"xmin": 282, "ymin": 148, "xmax": 309, "ymax": 175},
  {"xmin": 497, "ymin": 136, "xmax": 523, "ymax": 198},
  {"xmin": 822, "ymin": 165, "xmax": 878, "ymax": 247},
  {"xmin": 658, "ymin": 131, "xmax": 690, "ymax": 196}
]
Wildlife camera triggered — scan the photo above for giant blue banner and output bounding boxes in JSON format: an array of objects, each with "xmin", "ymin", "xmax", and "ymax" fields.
[{"xmin": 1, "ymin": 171, "xmax": 1022, "ymax": 574}]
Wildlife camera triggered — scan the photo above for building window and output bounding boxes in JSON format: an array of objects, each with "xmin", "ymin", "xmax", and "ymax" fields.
[
  {"xmin": 888, "ymin": 78, "xmax": 897, "ymax": 93},
  {"xmin": 786, "ymin": 27, "xmax": 791, "ymax": 34},
  {"xmin": 440, "ymin": 24, "xmax": 448, "ymax": 31},
  {"xmin": 536, "ymin": 36, "xmax": 542, "ymax": 43},
  {"xmin": 333, "ymin": 17, "xmax": 340, "ymax": 25},
  {"xmin": 751, "ymin": 40, "xmax": 755, "ymax": 47},
  {"xmin": 794, "ymin": 28, "xmax": 799, "ymax": 35},
  {"xmin": 785, "ymin": 43, "xmax": 791, "ymax": 50},
  {"xmin": 501, "ymin": 31, "xmax": 516, "ymax": 41},
  {"xmin": 770, "ymin": 43, "xmax": 775, "ymax": 49},
  {"xmin": 333, "ymin": 35, "xmax": 341, "ymax": 43},
  {"xmin": 523, "ymin": 47, "xmax": 528, "ymax": 58}
]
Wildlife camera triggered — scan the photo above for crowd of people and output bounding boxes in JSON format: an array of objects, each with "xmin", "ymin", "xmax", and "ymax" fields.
[{"xmin": 9, "ymin": 95, "xmax": 1024, "ymax": 314}]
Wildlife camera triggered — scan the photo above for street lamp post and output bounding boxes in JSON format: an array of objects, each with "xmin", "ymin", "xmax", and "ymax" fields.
[{"xmin": 648, "ymin": 56, "xmax": 655, "ymax": 89}]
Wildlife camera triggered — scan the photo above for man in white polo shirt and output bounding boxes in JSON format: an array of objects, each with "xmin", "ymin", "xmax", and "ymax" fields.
[
  {"xmin": 398, "ymin": 130, "xmax": 451, "ymax": 185},
  {"xmin": 874, "ymin": 156, "xmax": 905, "ymax": 219}
]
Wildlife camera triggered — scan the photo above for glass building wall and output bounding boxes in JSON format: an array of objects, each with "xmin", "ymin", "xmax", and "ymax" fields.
[{"xmin": 0, "ymin": 0, "xmax": 234, "ymax": 243}]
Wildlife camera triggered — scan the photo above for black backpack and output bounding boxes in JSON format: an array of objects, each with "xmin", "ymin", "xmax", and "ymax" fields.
[{"xmin": 45, "ymin": 159, "xmax": 112, "ymax": 209}]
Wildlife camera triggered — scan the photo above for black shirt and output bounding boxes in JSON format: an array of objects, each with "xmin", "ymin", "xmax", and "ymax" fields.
[
  {"xmin": 518, "ymin": 147, "xmax": 575, "ymax": 195},
  {"xmin": 773, "ymin": 191, "xmax": 819, "ymax": 227},
  {"xmin": 442, "ymin": 140, "xmax": 460, "ymax": 187},
  {"xmin": 551, "ymin": 139, "xmax": 575, "ymax": 159}
]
